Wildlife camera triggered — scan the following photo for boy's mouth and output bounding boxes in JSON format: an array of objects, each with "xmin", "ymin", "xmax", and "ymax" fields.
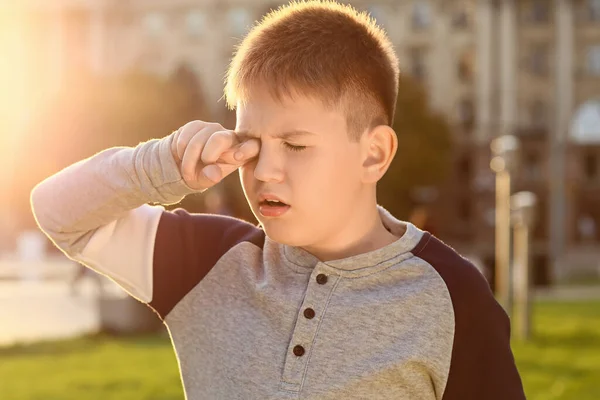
[
  {"xmin": 260, "ymin": 199, "xmax": 288, "ymax": 207},
  {"xmin": 258, "ymin": 198, "xmax": 290, "ymax": 217}
]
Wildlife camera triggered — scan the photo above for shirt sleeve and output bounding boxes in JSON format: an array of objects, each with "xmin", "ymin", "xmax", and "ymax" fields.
[
  {"xmin": 474, "ymin": 290, "xmax": 527, "ymax": 400},
  {"xmin": 70, "ymin": 203, "xmax": 165, "ymax": 303},
  {"xmin": 412, "ymin": 232, "xmax": 527, "ymax": 400},
  {"xmin": 30, "ymin": 133, "xmax": 200, "ymax": 302}
]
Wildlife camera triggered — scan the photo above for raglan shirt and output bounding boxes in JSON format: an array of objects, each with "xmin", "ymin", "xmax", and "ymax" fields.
[{"xmin": 31, "ymin": 134, "xmax": 526, "ymax": 400}]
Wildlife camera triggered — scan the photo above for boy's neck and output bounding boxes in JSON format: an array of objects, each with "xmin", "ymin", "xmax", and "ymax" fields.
[{"xmin": 300, "ymin": 204, "xmax": 402, "ymax": 263}]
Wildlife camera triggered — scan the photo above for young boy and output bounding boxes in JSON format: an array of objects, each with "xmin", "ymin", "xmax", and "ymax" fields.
[{"xmin": 31, "ymin": 1, "xmax": 526, "ymax": 399}]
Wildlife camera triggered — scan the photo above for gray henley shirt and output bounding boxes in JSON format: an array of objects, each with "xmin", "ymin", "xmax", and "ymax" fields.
[{"xmin": 30, "ymin": 135, "xmax": 526, "ymax": 399}]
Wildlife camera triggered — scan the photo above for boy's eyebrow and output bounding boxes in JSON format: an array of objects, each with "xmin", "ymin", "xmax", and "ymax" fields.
[{"xmin": 236, "ymin": 130, "xmax": 317, "ymax": 141}]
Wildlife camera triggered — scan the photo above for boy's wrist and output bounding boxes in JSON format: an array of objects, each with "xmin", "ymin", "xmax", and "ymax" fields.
[
  {"xmin": 169, "ymin": 130, "xmax": 182, "ymax": 165},
  {"xmin": 147, "ymin": 134, "xmax": 201, "ymax": 203}
]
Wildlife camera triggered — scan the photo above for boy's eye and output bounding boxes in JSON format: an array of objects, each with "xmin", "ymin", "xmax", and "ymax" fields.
[{"xmin": 282, "ymin": 142, "xmax": 307, "ymax": 152}]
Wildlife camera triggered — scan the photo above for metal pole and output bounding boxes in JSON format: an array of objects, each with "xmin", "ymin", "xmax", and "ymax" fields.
[
  {"xmin": 495, "ymin": 170, "xmax": 512, "ymax": 315},
  {"xmin": 513, "ymin": 221, "xmax": 532, "ymax": 340},
  {"xmin": 550, "ymin": 0, "xmax": 573, "ymax": 285},
  {"xmin": 549, "ymin": 141, "xmax": 566, "ymax": 282},
  {"xmin": 511, "ymin": 191, "xmax": 537, "ymax": 341},
  {"xmin": 491, "ymin": 134, "xmax": 519, "ymax": 317}
]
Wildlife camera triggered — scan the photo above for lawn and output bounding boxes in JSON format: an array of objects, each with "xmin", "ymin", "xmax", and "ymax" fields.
[
  {"xmin": 511, "ymin": 301, "xmax": 600, "ymax": 400},
  {"xmin": 0, "ymin": 301, "xmax": 599, "ymax": 400}
]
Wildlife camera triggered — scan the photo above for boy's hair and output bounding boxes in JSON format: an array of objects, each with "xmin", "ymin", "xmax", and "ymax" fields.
[{"xmin": 223, "ymin": 0, "xmax": 400, "ymax": 141}]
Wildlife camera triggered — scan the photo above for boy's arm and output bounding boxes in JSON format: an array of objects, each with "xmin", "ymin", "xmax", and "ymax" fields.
[
  {"xmin": 30, "ymin": 133, "xmax": 198, "ymax": 302},
  {"xmin": 472, "ymin": 290, "xmax": 527, "ymax": 400}
]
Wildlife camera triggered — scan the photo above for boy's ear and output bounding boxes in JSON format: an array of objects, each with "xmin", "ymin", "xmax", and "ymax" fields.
[{"xmin": 360, "ymin": 124, "xmax": 398, "ymax": 184}]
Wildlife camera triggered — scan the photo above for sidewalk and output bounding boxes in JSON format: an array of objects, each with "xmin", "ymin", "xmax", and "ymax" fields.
[
  {"xmin": 0, "ymin": 254, "xmax": 74, "ymax": 281},
  {"xmin": 534, "ymin": 284, "xmax": 600, "ymax": 301},
  {"xmin": 0, "ymin": 279, "xmax": 125, "ymax": 347}
]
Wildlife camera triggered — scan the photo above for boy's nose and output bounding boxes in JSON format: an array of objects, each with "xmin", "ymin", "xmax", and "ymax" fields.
[{"xmin": 253, "ymin": 149, "xmax": 284, "ymax": 183}]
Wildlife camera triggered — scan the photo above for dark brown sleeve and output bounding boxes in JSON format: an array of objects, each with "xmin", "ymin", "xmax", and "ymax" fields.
[
  {"xmin": 149, "ymin": 209, "xmax": 265, "ymax": 319},
  {"xmin": 413, "ymin": 233, "xmax": 527, "ymax": 400}
]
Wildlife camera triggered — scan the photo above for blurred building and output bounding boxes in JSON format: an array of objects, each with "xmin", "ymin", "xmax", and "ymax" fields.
[
  {"xmin": 7, "ymin": 0, "xmax": 600, "ymax": 283},
  {"xmin": 391, "ymin": 0, "xmax": 600, "ymax": 286}
]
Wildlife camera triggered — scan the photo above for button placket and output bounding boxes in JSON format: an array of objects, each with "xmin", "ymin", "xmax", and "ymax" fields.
[{"xmin": 280, "ymin": 266, "xmax": 336, "ymax": 391}]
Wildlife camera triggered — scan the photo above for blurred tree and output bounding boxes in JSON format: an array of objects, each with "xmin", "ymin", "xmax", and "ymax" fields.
[
  {"xmin": 17, "ymin": 71, "xmax": 212, "ymax": 229},
  {"xmin": 28, "ymin": 71, "xmax": 210, "ymax": 168},
  {"xmin": 377, "ymin": 75, "xmax": 454, "ymax": 220}
]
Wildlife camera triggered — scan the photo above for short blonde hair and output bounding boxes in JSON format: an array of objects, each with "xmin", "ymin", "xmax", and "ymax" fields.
[{"xmin": 223, "ymin": 0, "xmax": 400, "ymax": 141}]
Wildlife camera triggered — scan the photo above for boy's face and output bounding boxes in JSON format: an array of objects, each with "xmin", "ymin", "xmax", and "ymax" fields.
[{"xmin": 236, "ymin": 85, "xmax": 367, "ymax": 247}]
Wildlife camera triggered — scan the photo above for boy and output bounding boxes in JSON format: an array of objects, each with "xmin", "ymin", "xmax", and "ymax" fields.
[{"xmin": 31, "ymin": 1, "xmax": 526, "ymax": 399}]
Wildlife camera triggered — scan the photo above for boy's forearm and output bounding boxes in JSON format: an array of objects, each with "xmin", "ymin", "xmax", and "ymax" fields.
[{"xmin": 30, "ymin": 133, "xmax": 198, "ymax": 255}]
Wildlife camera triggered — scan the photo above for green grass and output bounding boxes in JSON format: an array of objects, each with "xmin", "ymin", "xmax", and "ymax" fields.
[
  {"xmin": 511, "ymin": 301, "xmax": 600, "ymax": 400},
  {"xmin": 0, "ymin": 301, "xmax": 599, "ymax": 400},
  {"xmin": 0, "ymin": 333, "xmax": 184, "ymax": 400}
]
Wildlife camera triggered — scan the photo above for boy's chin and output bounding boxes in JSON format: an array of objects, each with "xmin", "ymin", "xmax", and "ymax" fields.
[{"xmin": 261, "ymin": 223, "xmax": 300, "ymax": 246}]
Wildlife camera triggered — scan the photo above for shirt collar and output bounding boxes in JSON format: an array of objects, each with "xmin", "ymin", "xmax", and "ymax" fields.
[{"xmin": 272, "ymin": 205, "xmax": 425, "ymax": 273}]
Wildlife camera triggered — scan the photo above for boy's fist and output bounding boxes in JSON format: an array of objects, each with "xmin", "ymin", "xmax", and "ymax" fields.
[{"xmin": 170, "ymin": 120, "xmax": 260, "ymax": 191}]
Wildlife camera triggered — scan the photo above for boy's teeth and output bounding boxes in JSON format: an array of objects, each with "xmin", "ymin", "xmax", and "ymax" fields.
[{"xmin": 265, "ymin": 199, "xmax": 285, "ymax": 205}]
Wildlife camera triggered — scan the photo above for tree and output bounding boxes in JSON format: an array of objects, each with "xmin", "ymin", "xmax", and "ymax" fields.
[
  {"xmin": 17, "ymin": 71, "xmax": 212, "ymax": 229},
  {"xmin": 377, "ymin": 75, "xmax": 454, "ymax": 219}
]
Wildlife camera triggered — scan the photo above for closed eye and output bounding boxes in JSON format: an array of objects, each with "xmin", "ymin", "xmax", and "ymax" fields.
[{"xmin": 283, "ymin": 142, "xmax": 307, "ymax": 152}]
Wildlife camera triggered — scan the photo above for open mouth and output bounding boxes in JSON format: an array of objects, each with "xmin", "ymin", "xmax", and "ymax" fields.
[
  {"xmin": 258, "ymin": 199, "xmax": 291, "ymax": 217},
  {"xmin": 260, "ymin": 199, "xmax": 288, "ymax": 207}
]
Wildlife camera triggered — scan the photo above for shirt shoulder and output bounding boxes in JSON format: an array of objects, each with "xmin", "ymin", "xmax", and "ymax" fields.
[
  {"xmin": 411, "ymin": 233, "xmax": 526, "ymax": 400},
  {"xmin": 412, "ymin": 232, "xmax": 492, "ymax": 305},
  {"xmin": 150, "ymin": 208, "xmax": 266, "ymax": 319}
]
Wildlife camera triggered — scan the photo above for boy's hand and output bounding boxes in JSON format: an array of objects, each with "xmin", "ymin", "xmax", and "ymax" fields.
[{"xmin": 170, "ymin": 120, "xmax": 260, "ymax": 191}]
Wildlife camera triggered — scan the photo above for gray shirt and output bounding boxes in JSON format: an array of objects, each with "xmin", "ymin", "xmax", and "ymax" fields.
[{"xmin": 31, "ymin": 135, "xmax": 526, "ymax": 399}]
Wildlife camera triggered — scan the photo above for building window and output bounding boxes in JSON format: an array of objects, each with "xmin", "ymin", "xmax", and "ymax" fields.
[
  {"xmin": 457, "ymin": 50, "xmax": 474, "ymax": 83},
  {"xmin": 409, "ymin": 47, "xmax": 427, "ymax": 80},
  {"xmin": 589, "ymin": 0, "xmax": 600, "ymax": 21},
  {"xmin": 523, "ymin": 153, "xmax": 542, "ymax": 181},
  {"xmin": 186, "ymin": 10, "xmax": 205, "ymax": 37},
  {"xmin": 143, "ymin": 12, "xmax": 166, "ymax": 37},
  {"xmin": 584, "ymin": 153, "xmax": 598, "ymax": 180},
  {"xmin": 577, "ymin": 214, "xmax": 597, "ymax": 242},
  {"xmin": 458, "ymin": 98, "xmax": 475, "ymax": 132},
  {"xmin": 530, "ymin": 44, "xmax": 549, "ymax": 76},
  {"xmin": 587, "ymin": 45, "xmax": 600, "ymax": 76},
  {"xmin": 412, "ymin": 1, "xmax": 431, "ymax": 30},
  {"xmin": 458, "ymin": 155, "xmax": 472, "ymax": 181},
  {"xmin": 368, "ymin": 5, "xmax": 387, "ymax": 27},
  {"xmin": 452, "ymin": 8, "xmax": 470, "ymax": 29},
  {"xmin": 459, "ymin": 198, "xmax": 472, "ymax": 220},
  {"xmin": 528, "ymin": 0, "xmax": 550, "ymax": 24},
  {"xmin": 136, "ymin": 48, "xmax": 162, "ymax": 70},
  {"xmin": 228, "ymin": 8, "xmax": 253, "ymax": 37},
  {"xmin": 530, "ymin": 100, "xmax": 547, "ymax": 127}
]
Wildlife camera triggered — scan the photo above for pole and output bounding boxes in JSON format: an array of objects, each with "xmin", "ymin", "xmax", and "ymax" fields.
[
  {"xmin": 511, "ymin": 191, "xmax": 537, "ymax": 341},
  {"xmin": 491, "ymin": 135, "xmax": 519, "ymax": 317},
  {"xmin": 513, "ymin": 221, "xmax": 532, "ymax": 340},
  {"xmin": 495, "ymin": 170, "xmax": 512, "ymax": 316}
]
